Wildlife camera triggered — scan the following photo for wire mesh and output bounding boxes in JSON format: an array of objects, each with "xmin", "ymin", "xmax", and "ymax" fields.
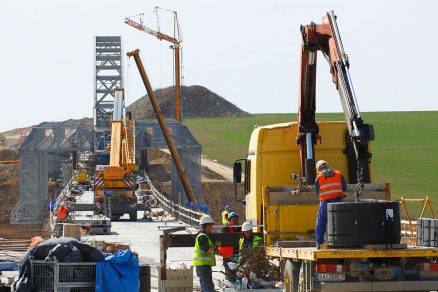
[{"xmin": 31, "ymin": 258, "xmax": 96, "ymax": 292}]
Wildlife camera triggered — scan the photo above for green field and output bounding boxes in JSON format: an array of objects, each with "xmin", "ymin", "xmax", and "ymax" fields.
[{"xmin": 185, "ymin": 112, "xmax": 438, "ymax": 214}]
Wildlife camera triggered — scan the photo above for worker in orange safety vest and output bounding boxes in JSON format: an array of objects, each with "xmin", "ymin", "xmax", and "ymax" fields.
[
  {"xmin": 315, "ymin": 160, "xmax": 347, "ymax": 249},
  {"xmin": 57, "ymin": 203, "xmax": 69, "ymax": 222}
]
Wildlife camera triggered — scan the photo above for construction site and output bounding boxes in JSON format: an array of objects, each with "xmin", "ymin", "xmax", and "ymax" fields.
[{"xmin": 1, "ymin": 3, "xmax": 438, "ymax": 292}]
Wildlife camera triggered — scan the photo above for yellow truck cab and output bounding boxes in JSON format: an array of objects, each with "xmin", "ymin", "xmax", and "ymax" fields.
[{"xmin": 236, "ymin": 121, "xmax": 384, "ymax": 244}]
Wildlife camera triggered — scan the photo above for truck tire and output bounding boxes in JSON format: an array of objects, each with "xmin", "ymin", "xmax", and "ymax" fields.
[
  {"xmin": 129, "ymin": 211, "xmax": 138, "ymax": 221},
  {"xmin": 283, "ymin": 259, "xmax": 300, "ymax": 292},
  {"xmin": 111, "ymin": 214, "xmax": 122, "ymax": 221}
]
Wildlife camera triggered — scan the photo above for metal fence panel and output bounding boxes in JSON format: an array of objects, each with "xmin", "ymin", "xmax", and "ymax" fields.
[{"xmin": 31, "ymin": 257, "xmax": 96, "ymax": 292}]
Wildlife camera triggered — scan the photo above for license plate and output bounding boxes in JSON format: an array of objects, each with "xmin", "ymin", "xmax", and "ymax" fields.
[{"xmin": 315, "ymin": 273, "xmax": 345, "ymax": 281}]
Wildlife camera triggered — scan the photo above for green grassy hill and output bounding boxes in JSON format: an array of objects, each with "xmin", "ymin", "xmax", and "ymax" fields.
[{"xmin": 185, "ymin": 111, "xmax": 438, "ymax": 212}]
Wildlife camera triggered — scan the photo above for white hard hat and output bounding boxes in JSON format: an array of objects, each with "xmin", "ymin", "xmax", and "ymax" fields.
[
  {"xmin": 316, "ymin": 160, "xmax": 328, "ymax": 171},
  {"xmin": 242, "ymin": 221, "xmax": 253, "ymax": 232},
  {"xmin": 199, "ymin": 215, "xmax": 215, "ymax": 225}
]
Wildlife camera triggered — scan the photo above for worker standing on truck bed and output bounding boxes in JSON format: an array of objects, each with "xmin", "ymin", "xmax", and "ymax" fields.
[
  {"xmin": 315, "ymin": 160, "xmax": 347, "ymax": 249},
  {"xmin": 221, "ymin": 204, "xmax": 232, "ymax": 224},
  {"xmin": 238, "ymin": 221, "xmax": 262, "ymax": 264},
  {"xmin": 193, "ymin": 215, "xmax": 222, "ymax": 292}
]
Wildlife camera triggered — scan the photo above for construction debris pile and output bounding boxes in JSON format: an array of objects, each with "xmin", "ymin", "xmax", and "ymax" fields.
[{"xmin": 222, "ymin": 247, "xmax": 281, "ymax": 289}]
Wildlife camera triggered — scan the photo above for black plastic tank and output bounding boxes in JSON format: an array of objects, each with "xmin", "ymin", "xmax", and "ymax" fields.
[{"xmin": 327, "ymin": 201, "xmax": 401, "ymax": 246}]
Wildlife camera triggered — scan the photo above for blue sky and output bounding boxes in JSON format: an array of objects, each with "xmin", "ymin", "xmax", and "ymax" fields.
[{"xmin": 0, "ymin": 0, "xmax": 437, "ymax": 132}]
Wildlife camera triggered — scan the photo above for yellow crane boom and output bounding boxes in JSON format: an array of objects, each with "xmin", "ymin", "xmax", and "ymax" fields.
[
  {"xmin": 125, "ymin": 8, "xmax": 183, "ymax": 123},
  {"xmin": 127, "ymin": 48, "xmax": 197, "ymax": 205}
]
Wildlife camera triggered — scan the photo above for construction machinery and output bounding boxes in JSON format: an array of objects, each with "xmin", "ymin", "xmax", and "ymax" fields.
[
  {"xmin": 125, "ymin": 7, "xmax": 183, "ymax": 122},
  {"xmin": 232, "ymin": 11, "xmax": 438, "ymax": 291},
  {"xmin": 74, "ymin": 169, "xmax": 88, "ymax": 185},
  {"xmin": 127, "ymin": 49, "xmax": 197, "ymax": 206},
  {"xmin": 94, "ymin": 88, "xmax": 138, "ymax": 221}
]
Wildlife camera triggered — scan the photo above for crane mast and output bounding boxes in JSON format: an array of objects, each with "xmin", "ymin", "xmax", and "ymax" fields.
[
  {"xmin": 297, "ymin": 11, "xmax": 374, "ymax": 198},
  {"xmin": 125, "ymin": 8, "xmax": 183, "ymax": 123}
]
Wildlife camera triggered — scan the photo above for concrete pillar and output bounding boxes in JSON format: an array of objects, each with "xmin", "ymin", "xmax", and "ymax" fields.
[{"xmin": 16, "ymin": 150, "xmax": 48, "ymax": 223}]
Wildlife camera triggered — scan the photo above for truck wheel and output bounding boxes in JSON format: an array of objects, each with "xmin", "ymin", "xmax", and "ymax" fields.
[
  {"xmin": 283, "ymin": 259, "xmax": 300, "ymax": 292},
  {"xmin": 129, "ymin": 211, "xmax": 137, "ymax": 221},
  {"xmin": 299, "ymin": 260, "xmax": 315, "ymax": 291}
]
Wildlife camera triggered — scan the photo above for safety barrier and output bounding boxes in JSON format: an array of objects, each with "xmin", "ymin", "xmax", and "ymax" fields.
[
  {"xmin": 143, "ymin": 175, "xmax": 204, "ymax": 226},
  {"xmin": 50, "ymin": 176, "xmax": 74, "ymax": 233},
  {"xmin": 10, "ymin": 202, "xmax": 45, "ymax": 224}
]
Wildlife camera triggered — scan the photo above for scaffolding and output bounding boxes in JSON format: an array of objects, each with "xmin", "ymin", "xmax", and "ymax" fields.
[{"xmin": 94, "ymin": 36, "xmax": 123, "ymax": 154}]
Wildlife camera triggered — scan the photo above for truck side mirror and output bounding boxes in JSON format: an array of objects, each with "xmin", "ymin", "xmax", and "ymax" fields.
[{"xmin": 233, "ymin": 161, "xmax": 242, "ymax": 183}]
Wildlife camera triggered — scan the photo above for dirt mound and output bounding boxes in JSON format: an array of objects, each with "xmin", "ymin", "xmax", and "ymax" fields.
[
  {"xmin": 0, "ymin": 163, "xmax": 19, "ymax": 223},
  {"xmin": 0, "ymin": 149, "xmax": 19, "ymax": 161},
  {"xmin": 128, "ymin": 85, "xmax": 250, "ymax": 119},
  {"xmin": 202, "ymin": 181, "xmax": 245, "ymax": 223}
]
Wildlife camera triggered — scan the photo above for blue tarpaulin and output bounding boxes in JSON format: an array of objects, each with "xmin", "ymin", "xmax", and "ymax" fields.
[
  {"xmin": 0, "ymin": 261, "xmax": 18, "ymax": 271},
  {"xmin": 95, "ymin": 250, "xmax": 139, "ymax": 292}
]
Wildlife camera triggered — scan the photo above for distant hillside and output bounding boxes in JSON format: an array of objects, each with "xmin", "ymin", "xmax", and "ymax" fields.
[{"xmin": 127, "ymin": 85, "xmax": 250, "ymax": 119}]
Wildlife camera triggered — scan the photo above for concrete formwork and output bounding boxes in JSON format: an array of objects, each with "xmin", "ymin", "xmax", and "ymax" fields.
[
  {"xmin": 136, "ymin": 120, "xmax": 202, "ymax": 203},
  {"xmin": 11, "ymin": 120, "xmax": 93, "ymax": 224}
]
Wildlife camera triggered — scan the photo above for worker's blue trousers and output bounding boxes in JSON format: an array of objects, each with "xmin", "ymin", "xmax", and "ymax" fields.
[
  {"xmin": 315, "ymin": 197, "xmax": 342, "ymax": 244},
  {"xmin": 196, "ymin": 266, "xmax": 215, "ymax": 292}
]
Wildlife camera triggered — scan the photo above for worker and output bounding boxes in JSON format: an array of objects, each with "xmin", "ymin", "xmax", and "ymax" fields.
[
  {"xmin": 315, "ymin": 160, "xmax": 347, "ymax": 249},
  {"xmin": 143, "ymin": 195, "xmax": 152, "ymax": 221},
  {"xmin": 238, "ymin": 221, "xmax": 262, "ymax": 264},
  {"xmin": 221, "ymin": 204, "xmax": 232, "ymax": 224},
  {"xmin": 222, "ymin": 212, "xmax": 240, "ymax": 233},
  {"xmin": 57, "ymin": 203, "xmax": 68, "ymax": 222},
  {"xmin": 193, "ymin": 215, "xmax": 222, "ymax": 292},
  {"xmin": 219, "ymin": 212, "xmax": 240, "ymax": 280}
]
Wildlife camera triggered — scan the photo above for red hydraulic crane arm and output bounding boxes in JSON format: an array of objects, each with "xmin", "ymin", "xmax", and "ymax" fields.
[{"xmin": 298, "ymin": 11, "xmax": 374, "ymax": 197}]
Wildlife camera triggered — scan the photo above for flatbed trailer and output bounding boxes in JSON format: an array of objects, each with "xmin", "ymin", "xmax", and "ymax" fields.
[{"xmin": 266, "ymin": 244, "xmax": 438, "ymax": 291}]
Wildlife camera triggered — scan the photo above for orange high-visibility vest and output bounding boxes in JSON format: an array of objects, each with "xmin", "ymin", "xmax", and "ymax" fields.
[
  {"xmin": 57, "ymin": 207, "xmax": 68, "ymax": 221},
  {"xmin": 317, "ymin": 170, "xmax": 344, "ymax": 201}
]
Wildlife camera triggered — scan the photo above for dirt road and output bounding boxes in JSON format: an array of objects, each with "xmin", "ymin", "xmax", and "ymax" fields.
[{"xmin": 201, "ymin": 156, "xmax": 233, "ymax": 182}]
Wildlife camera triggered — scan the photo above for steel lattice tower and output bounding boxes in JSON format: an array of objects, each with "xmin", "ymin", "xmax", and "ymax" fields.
[{"xmin": 94, "ymin": 36, "xmax": 123, "ymax": 154}]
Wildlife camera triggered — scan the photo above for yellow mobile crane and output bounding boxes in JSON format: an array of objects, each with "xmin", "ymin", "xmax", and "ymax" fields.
[
  {"xmin": 125, "ymin": 7, "xmax": 183, "ymax": 122},
  {"xmin": 94, "ymin": 88, "xmax": 138, "ymax": 220}
]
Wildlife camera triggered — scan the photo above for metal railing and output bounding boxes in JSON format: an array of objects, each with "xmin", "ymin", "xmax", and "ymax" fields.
[
  {"xmin": 10, "ymin": 202, "xmax": 45, "ymax": 224},
  {"xmin": 50, "ymin": 177, "xmax": 74, "ymax": 232},
  {"xmin": 143, "ymin": 175, "xmax": 204, "ymax": 226}
]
